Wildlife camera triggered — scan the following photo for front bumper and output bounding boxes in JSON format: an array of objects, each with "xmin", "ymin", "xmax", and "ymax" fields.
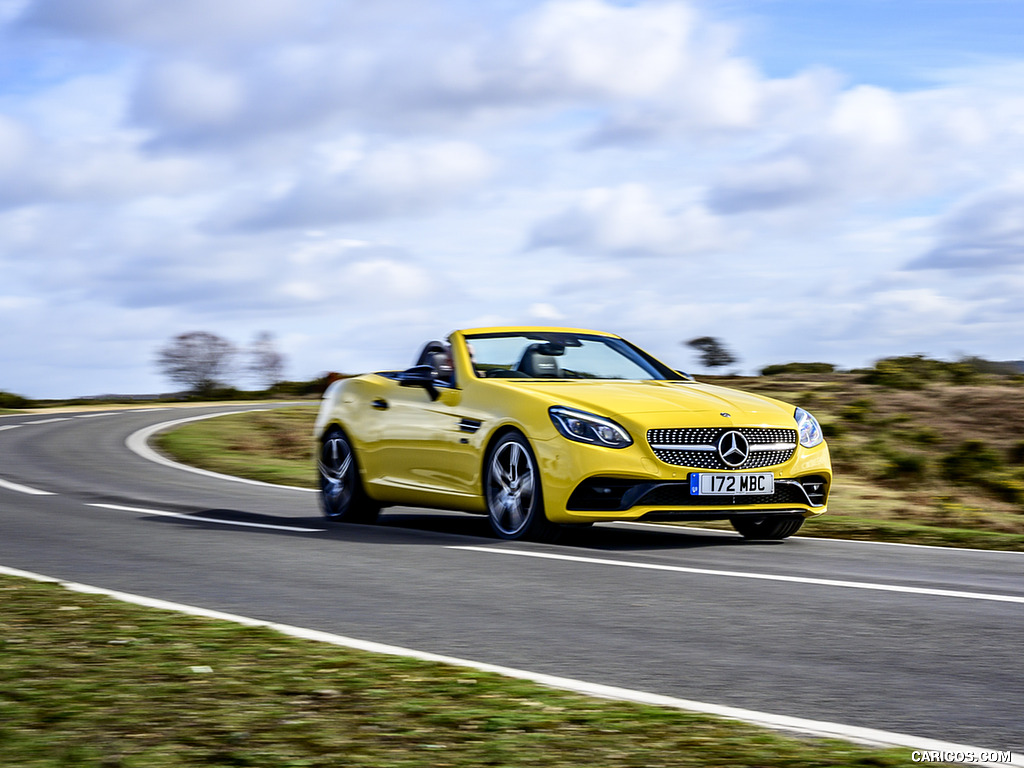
[{"xmin": 533, "ymin": 434, "xmax": 832, "ymax": 524}]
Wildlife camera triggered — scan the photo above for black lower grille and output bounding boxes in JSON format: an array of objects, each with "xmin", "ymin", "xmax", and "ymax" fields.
[
  {"xmin": 636, "ymin": 483, "xmax": 808, "ymax": 507},
  {"xmin": 567, "ymin": 476, "xmax": 825, "ymax": 511}
]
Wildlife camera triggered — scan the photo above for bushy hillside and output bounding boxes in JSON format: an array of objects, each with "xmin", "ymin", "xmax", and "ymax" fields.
[{"xmin": 718, "ymin": 358, "xmax": 1024, "ymax": 545}]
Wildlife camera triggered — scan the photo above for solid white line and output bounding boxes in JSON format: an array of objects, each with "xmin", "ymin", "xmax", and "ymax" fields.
[
  {"xmin": 0, "ymin": 563, "xmax": 1017, "ymax": 766},
  {"xmin": 0, "ymin": 424, "xmax": 23, "ymax": 431},
  {"xmin": 86, "ymin": 503, "xmax": 325, "ymax": 532},
  {"xmin": 614, "ymin": 521, "xmax": 1024, "ymax": 556},
  {"xmin": 451, "ymin": 546, "xmax": 1024, "ymax": 605},
  {"xmin": 0, "ymin": 477, "xmax": 55, "ymax": 496},
  {"xmin": 124, "ymin": 409, "xmax": 317, "ymax": 493}
]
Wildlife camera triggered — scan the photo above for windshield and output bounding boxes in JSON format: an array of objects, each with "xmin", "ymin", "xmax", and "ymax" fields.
[{"xmin": 464, "ymin": 332, "xmax": 682, "ymax": 380}]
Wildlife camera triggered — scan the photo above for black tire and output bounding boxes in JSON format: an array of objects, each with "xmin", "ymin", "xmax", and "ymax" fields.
[
  {"xmin": 484, "ymin": 432, "xmax": 558, "ymax": 541},
  {"xmin": 730, "ymin": 515, "xmax": 804, "ymax": 540},
  {"xmin": 318, "ymin": 428, "xmax": 379, "ymax": 523}
]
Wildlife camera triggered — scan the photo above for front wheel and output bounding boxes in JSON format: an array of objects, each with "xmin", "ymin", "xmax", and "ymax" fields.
[
  {"xmin": 318, "ymin": 429, "xmax": 379, "ymax": 523},
  {"xmin": 484, "ymin": 432, "xmax": 557, "ymax": 541},
  {"xmin": 730, "ymin": 515, "xmax": 804, "ymax": 540}
]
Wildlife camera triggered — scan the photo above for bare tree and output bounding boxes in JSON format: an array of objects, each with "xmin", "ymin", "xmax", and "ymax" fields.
[
  {"xmin": 156, "ymin": 332, "xmax": 236, "ymax": 394},
  {"xmin": 685, "ymin": 336, "xmax": 737, "ymax": 370},
  {"xmin": 247, "ymin": 331, "xmax": 286, "ymax": 389}
]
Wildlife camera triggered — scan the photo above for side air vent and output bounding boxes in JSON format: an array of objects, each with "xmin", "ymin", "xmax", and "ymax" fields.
[{"xmin": 800, "ymin": 475, "xmax": 828, "ymax": 506}]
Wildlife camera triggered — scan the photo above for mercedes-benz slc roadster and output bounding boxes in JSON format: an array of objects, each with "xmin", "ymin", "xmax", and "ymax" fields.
[{"xmin": 313, "ymin": 327, "xmax": 831, "ymax": 542}]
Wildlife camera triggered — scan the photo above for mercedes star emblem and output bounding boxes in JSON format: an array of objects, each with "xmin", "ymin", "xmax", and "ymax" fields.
[{"xmin": 717, "ymin": 430, "xmax": 749, "ymax": 467}]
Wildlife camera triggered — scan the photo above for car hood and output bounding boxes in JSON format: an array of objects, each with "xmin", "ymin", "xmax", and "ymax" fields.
[{"xmin": 516, "ymin": 379, "xmax": 795, "ymax": 423}]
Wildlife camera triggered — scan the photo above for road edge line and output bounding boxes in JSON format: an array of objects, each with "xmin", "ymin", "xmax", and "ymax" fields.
[
  {"xmin": 451, "ymin": 545, "xmax": 1024, "ymax": 604},
  {"xmin": 124, "ymin": 409, "xmax": 317, "ymax": 493},
  {"xmin": 0, "ymin": 477, "xmax": 56, "ymax": 496},
  {"xmin": 0, "ymin": 562, "xmax": 1018, "ymax": 765}
]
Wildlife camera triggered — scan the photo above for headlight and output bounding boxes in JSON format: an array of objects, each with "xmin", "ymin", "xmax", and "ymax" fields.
[
  {"xmin": 549, "ymin": 406, "xmax": 632, "ymax": 449},
  {"xmin": 795, "ymin": 407, "xmax": 824, "ymax": 448}
]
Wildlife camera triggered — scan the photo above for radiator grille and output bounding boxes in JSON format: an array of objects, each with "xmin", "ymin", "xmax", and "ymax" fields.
[{"xmin": 647, "ymin": 427, "xmax": 797, "ymax": 470}]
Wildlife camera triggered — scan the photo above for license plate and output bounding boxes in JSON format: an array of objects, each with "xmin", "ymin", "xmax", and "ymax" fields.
[{"xmin": 690, "ymin": 472, "xmax": 774, "ymax": 496}]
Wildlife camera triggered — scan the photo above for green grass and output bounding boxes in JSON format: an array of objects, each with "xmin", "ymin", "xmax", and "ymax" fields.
[
  {"xmin": 155, "ymin": 406, "xmax": 318, "ymax": 488},
  {"xmin": 0, "ymin": 574, "xmax": 912, "ymax": 767}
]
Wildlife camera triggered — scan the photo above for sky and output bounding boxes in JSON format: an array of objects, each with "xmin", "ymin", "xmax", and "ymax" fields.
[{"xmin": 1, "ymin": 0, "xmax": 1023, "ymax": 397}]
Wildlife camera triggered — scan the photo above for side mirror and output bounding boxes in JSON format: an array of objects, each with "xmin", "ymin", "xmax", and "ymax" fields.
[{"xmin": 397, "ymin": 364, "xmax": 440, "ymax": 400}]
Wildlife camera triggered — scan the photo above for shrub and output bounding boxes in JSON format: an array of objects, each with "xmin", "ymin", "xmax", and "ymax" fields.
[
  {"xmin": 269, "ymin": 373, "xmax": 346, "ymax": 397},
  {"xmin": 1009, "ymin": 442, "xmax": 1024, "ymax": 466},
  {"xmin": 909, "ymin": 427, "xmax": 942, "ymax": 445},
  {"xmin": 820, "ymin": 422, "xmax": 847, "ymax": 439},
  {"xmin": 0, "ymin": 390, "xmax": 31, "ymax": 408},
  {"xmin": 840, "ymin": 398, "xmax": 874, "ymax": 423},
  {"xmin": 795, "ymin": 391, "xmax": 818, "ymax": 407},
  {"xmin": 760, "ymin": 362, "xmax": 836, "ymax": 376},
  {"xmin": 882, "ymin": 451, "xmax": 928, "ymax": 482},
  {"xmin": 861, "ymin": 354, "xmax": 1015, "ymax": 388},
  {"xmin": 946, "ymin": 362, "xmax": 980, "ymax": 385},
  {"xmin": 861, "ymin": 357, "xmax": 933, "ymax": 389},
  {"xmin": 940, "ymin": 440, "xmax": 1004, "ymax": 484},
  {"xmin": 958, "ymin": 356, "xmax": 1024, "ymax": 376},
  {"xmin": 188, "ymin": 386, "xmax": 261, "ymax": 401},
  {"xmin": 984, "ymin": 472, "xmax": 1024, "ymax": 505}
]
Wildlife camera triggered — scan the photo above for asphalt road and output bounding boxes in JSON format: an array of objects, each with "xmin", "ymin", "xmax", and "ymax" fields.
[{"xmin": 1, "ymin": 404, "xmax": 1022, "ymax": 754}]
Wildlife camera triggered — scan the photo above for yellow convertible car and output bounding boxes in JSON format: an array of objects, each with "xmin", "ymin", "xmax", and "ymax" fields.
[{"xmin": 314, "ymin": 327, "xmax": 831, "ymax": 542}]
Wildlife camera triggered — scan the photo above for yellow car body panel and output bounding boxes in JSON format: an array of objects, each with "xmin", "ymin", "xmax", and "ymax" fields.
[{"xmin": 314, "ymin": 326, "xmax": 831, "ymax": 532}]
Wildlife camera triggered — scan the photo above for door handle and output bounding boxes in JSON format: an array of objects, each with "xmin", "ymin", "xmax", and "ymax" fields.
[{"xmin": 371, "ymin": 398, "xmax": 389, "ymax": 410}]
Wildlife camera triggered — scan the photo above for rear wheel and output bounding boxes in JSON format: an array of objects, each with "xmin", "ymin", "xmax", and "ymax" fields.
[
  {"xmin": 730, "ymin": 515, "xmax": 804, "ymax": 540},
  {"xmin": 485, "ymin": 432, "xmax": 557, "ymax": 541},
  {"xmin": 318, "ymin": 428, "xmax": 379, "ymax": 523}
]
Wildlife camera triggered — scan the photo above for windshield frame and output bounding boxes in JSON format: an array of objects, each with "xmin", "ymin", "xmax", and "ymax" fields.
[{"xmin": 461, "ymin": 331, "xmax": 687, "ymax": 381}]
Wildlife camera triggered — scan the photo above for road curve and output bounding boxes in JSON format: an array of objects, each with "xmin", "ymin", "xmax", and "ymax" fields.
[{"xmin": 1, "ymin": 405, "xmax": 1022, "ymax": 755}]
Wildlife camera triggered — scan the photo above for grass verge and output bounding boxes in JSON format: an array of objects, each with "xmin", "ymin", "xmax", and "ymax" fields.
[
  {"xmin": 155, "ymin": 406, "xmax": 317, "ymax": 488},
  {"xmin": 0, "ymin": 573, "xmax": 913, "ymax": 767},
  {"xmin": 156, "ymin": 405, "xmax": 1024, "ymax": 551}
]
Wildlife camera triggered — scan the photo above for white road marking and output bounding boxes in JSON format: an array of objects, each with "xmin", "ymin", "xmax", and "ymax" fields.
[
  {"xmin": 0, "ymin": 563, "xmax": 1017, "ymax": 766},
  {"xmin": 87, "ymin": 503, "xmax": 325, "ymax": 532},
  {"xmin": 0, "ymin": 424, "xmax": 23, "ymax": 431},
  {"xmin": 451, "ymin": 546, "xmax": 1024, "ymax": 605},
  {"xmin": 0, "ymin": 477, "xmax": 55, "ymax": 496},
  {"xmin": 74, "ymin": 412, "xmax": 118, "ymax": 418},
  {"xmin": 25, "ymin": 417, "xmax": 71, "ymax": 424},
  {"xmin": 614, "ymin": 521, "xmax": 1024, "ymax": 555},
  {"xmin": 124, "ymin": 410, "xmax": 317, "ymax": 493}
]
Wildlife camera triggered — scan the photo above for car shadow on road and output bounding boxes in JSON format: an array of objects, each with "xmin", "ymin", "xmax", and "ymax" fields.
[
  {"xmin": 374, "ymin": 512, "xmax": 771, "ymax": 551},
  {"xmin": 139, "ymin": 506, "xmax": 781, "ymax": 551}
]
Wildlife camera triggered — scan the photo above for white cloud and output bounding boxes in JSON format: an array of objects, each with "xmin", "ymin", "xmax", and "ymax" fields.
[
  {"xmin": 217, "ymin": 140, "xmax": 495, "ymax": 230},
  {"xmin": 511, "ymin": 0, "xmax": 697, "ymax": 99},
  {"xmin": 134, "ymin": 60, "xmax": 246, "ymax": 132},
  {"xmin": 0, "ymin": 114, "xmax": 30, "ymax": 169},
  {"xmin": 528, "ymin": 302, "xmax": 565, "ymax": 321},
  {"xmin": 530, "ymin": 183, "xmax": 728, "ymax": 256},
  {"xmin": 17, "ymin": 0, "xmax": 319, "ymax": 47},
  {"xmin": 910, "ymin": 180, "xmax": 1024, "ymax": 269},
  {"xmin": 828, "ymin": 86, "xmax": 909, "ymax": 147}
]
